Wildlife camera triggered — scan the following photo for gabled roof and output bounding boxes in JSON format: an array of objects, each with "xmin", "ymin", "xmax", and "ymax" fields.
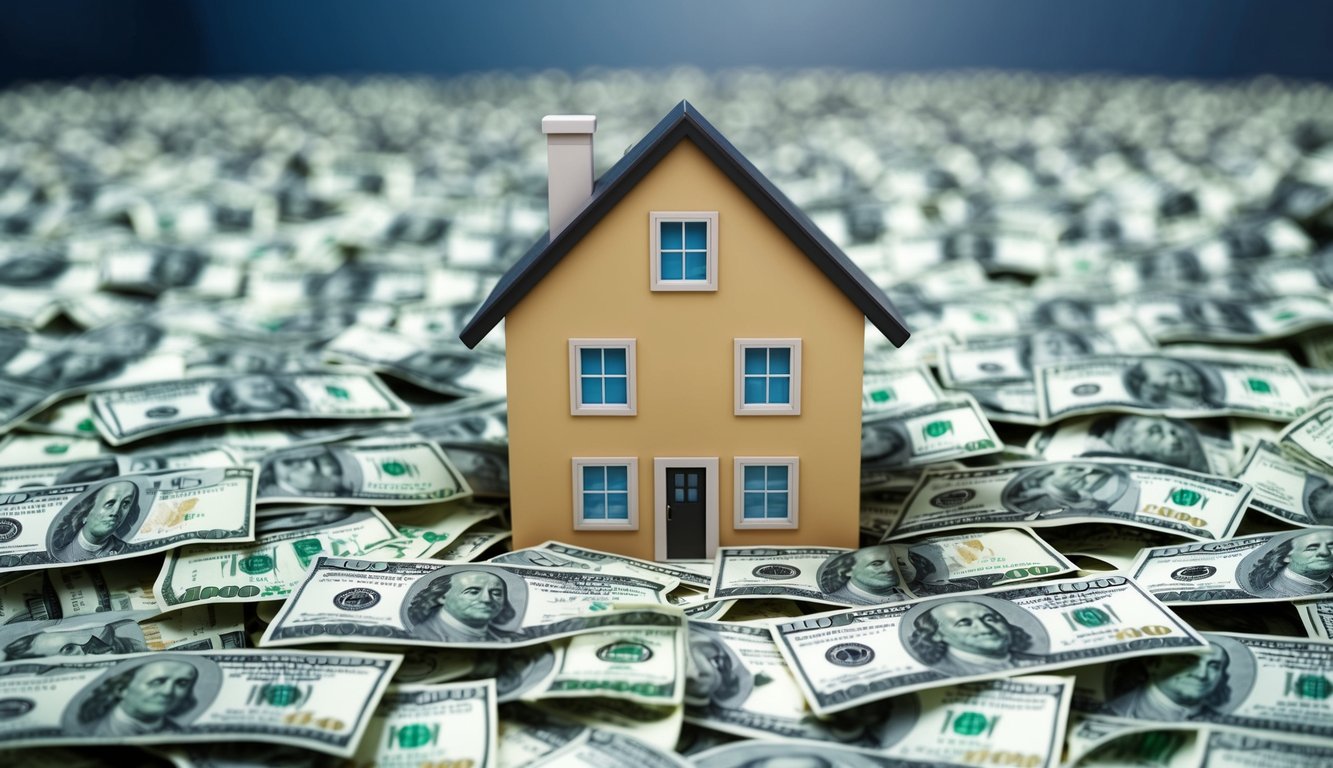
[{"xmin": 459, "ymin": 100, "xmax": 910, "ymax": 349}]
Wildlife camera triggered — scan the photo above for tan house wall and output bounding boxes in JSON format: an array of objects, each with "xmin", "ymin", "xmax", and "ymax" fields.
[{"xmin": 503, "ymin": 139, "xmax": 867, "ymax": 561}]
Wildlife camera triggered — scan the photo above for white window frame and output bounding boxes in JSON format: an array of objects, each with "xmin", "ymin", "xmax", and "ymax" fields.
[
  {"xmin": 733, "ymin": 457, "xmax": 799, "ymax": 530},
  {"xmin": 569, "ymin": 339, "xmax": 637, "ymax": 416},
  {"xmin": 734, "ymin": 338, "xmax": 802, "ymax": 415},
  {"xmin": 572, "ymin": 457, "xmax": 639, "ymax": 531},
  {"xmin": 650, "ymin": 211, "xmax": 719, "ymax": 292}
]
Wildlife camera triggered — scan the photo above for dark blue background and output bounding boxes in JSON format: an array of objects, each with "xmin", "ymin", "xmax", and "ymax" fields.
[{"xmin": 2, "ymin": 0, "xmax": 1332, "ymax": 83}]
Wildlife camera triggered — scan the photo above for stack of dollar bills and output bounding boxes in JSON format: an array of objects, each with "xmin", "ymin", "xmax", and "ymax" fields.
[{"xmin": 0, "ymin": 68, "xmax": 1332, "ymax": 767}]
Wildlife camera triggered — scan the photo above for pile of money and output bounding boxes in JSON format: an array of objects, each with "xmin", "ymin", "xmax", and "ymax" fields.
[{"xmin": 1, "ymin": 68, "xmax": 1333, "ymax": 765}]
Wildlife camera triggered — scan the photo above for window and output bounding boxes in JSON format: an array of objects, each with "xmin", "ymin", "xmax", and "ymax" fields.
[
  {"xmin": 734, "ymin": 339, "xmax": 801, "ymax": 415},
  {"xmin": 569, "ymin": 339, "xmax": 636, "ymax": 415},
  {"xmin": 650, "ymin": 211, "xmax": 718, "ymax": 291},
  {"xmin": 573, "ymin": 458, "xmax": 639, "ymax": 530},
  {"xmin": 733, "ymin": 457, "xmax": 798, "ymax": 529}
]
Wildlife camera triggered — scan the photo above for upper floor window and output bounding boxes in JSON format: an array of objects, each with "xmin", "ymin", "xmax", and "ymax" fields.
[
  {"xmin": 569, "ymin": 339, "xmax": 637, "ymax": 415},
  {"xmin": 734, "ymin": 339, "xmax": 801, "ymax": 415},
  {"xmin": 650, "ymin": 211, "xmax": 718, "ymax": 292}
]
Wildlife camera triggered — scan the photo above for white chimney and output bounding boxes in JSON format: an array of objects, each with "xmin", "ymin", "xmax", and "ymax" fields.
[{"xmin": 542, "ymin": 114, "xmax": 596, "ymax": 238}]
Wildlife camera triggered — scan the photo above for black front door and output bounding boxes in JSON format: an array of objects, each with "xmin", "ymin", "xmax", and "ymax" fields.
[{"xmin": 665, "ymin": 467, "xmax": 706, "ymax": 559}]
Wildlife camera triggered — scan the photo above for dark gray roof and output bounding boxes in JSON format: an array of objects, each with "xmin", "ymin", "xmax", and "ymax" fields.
[{"xmin": 459, "ymin": 100, "xmax": 910, "ymax": 349}]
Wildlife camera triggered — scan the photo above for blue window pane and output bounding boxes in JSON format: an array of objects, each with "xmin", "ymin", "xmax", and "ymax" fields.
[
  {"xmin": 674, "ymin": 488, "xmax": 684, "ymax": 502},
  {"xmin": 684, "ymin": 251, "xmax": 707, "ymax": 280},
  {"xmin": 687, "ymin": 474, "xmax": 698, "ymax": 488},
  {"xmin": 767, "ymin": 493, "xmax": 789, "ymax": 519},
  {"xmin": 744, "ymin": 348, "xmax": 767, "ymax": 375},
  {"xmin": 584, "ymin": 466, "xmax": 605, "ymax": 491},
  {"xmin": 582, "ymin": 377, "xmax": 603, "ymax": 404},
  {"xmin": 584, "ymin": 493, "xmax": 606, "ymax": 519},
  {"xmin": 744, "ymin": 466, "xmax": 766, "ymax": 490},
  {"xmin": 684, "ymin": 221, "xmax": 707, "ymax": 249},
  {"xmin": 606, "ymin": 465, "xmax": 628, "ymax": 491},
  {"xmin": 603, "ymin": 349, "xmax": 626, "ymax": 375},
  {"xmin": 743, "ymin": 492, "xmax": 765, "ymax": 519},
  {"xmin": 686, "ymin": 488, "xmax": 698, "ymax": 502},
  {"xmin": 768, "ymin": 377, "xmax": 790, "ymax": 404},
  {"xmin": 767, "ymin": 466, "xmax": 788, "ymax": 490},
  {"xmin": 603, "ymin": 376, "xmax": 627, "ymax": 404},
  {"xmin": 674, "ymin": 474, "xmax": 684, "ymax": 487},
  {"xmin": 581, "ymin": 348, "xmax": 601, "ymax": 375},
  {"xmin": 769, "ymin": 348, "xmax": 791, "ymax": 374},
  {"xmin": 606, "ymin": 493, "xmax": 629, "ymax": 519},
  {"xmin": 744, "ymin": 377, "xmax": 767, "ymax": 404},
  {"xmin": 660, "ymin": 221, "xmax": 683, "ymax": 250},
  {"xmin": 660, "ymin": 254, "xmax": 683, "ymax": 280}
]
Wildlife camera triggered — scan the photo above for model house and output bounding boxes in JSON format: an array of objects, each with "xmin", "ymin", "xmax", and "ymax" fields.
[{"xmin": 460, "ymin": 101, "xmax": 909, "ymax": 561}]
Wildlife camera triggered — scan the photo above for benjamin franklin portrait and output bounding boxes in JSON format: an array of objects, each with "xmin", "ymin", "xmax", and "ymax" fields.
[
  {"xmin": 64, "ymin": 655, "xmax": 221, "ymax": 737},
  {"xmin": 1000, "ymin": 462, "xmax": 1134, "ymax": 518},
  {"xmin": 402, "ymin": 566, "xmax": 527, "ymax": 644},
  {"xmin": 901, "ymin": 596, "xmax": 1048, "ymax": 677},
  {"xmin": 48, "ymin": 479, "xmax": 145, "ymax": 563}
]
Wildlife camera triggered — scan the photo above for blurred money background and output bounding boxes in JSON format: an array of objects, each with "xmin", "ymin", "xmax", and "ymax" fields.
[{"xmin": 3, "ymin": 37, "xmax": 1333, "ymax": 765}]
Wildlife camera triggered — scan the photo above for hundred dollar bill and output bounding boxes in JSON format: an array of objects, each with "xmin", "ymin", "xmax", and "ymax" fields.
[
  {"xmin": 261, "ymin": 557, "xmax": 676, "ymax": 649},
  {"xmin": 323, "ymin": 326, "xmax": 507, "ymax": 397},
  {"xmin": 359, "ymin": 499, "xmax": 500, "ymax": 560},
  {"xmin": 860, "ymin": 470, "xmax": 933, "ymax": 539},
  {"xmin": 1196, "ymin": 728, "xmax": 1333, "ymax": 767},
  {"xmin": 893, "ymin": 528, "xmax": 1078, "ymax": 597},
  {"xmin": 1236, "ymin": 441, "xmax": 1333, "ymax": 527},
  {"xmin": 0, "ymin": 446, "xmax": 240, "ymax": 493},
  {"xmin": 0, "ymin": 560, "xmax": 158, "ymax": 623},
  {"xmin": 156, "ymin": 507, "xmax": 404, "ymax": 611},
  {"xmin": 139, "ymin": 604, "xmax": 247, "ymax": 651},
  {"xmin": 710, "ymin": 546, "xmax": 910, "ymax": 607},
  {"xmin": 0, "ymin": 606, "xmax": 243, "ymax": 661},
  {"xmin": 436, "ymin": 527, "xmax": 511, "ymax": 562},
  {"xmin": 255, "ymin": 437, "xmax": 470, "ymax": 505},
  {"xmin": 1297, "ymin": 600, "xmax": 1333, "ymax": 639},
  {"xmin": 99, "ymin": 245, "xmax": 245, "ymax": 299},
  {"xmin": 0, "ymin": 649, "xmax": 400, "ymax": 756},
  {"xmin": 0, "ymin": 351, "xmax": 188, "ymax": 436},
  {"xmin": 861, "ymin": 367, "xmax": 943, "ymax": 415},
  {"xmin": 891, "ymin": 461, "xmax": 1250, "ymax": 542},
  {"xmin": 348, "ymin": 681, "xmax": 497, "ymax": 768},
  {"xmin": 1128, "ymin": 528, "xmax": 1333, "ymax": 604},
  {"xmin": 1132, "ymin": 293, "xmax": 1333, "ymax": 344},
  {"xmin": 1278, "ymin": 398, "xmax": 1333, "ymax": 471},
  {"xmin": 1035, "ymin": 354, "xmax": 1311, "ymax": 423},
  {"xmin": 1063, "ymin": 715, "xmax": 1201, "ymax": 768},
  {"xmin": 525, "ymin": 727, "xmax": 690, "ymax": 768},
  {"xmin": 494, "ymin": 541, "xmax": 707, "ymax": 590},
  {"xmin": 0, "ymin": 433, "xmax": 105, "ymax": 465},
  {"xmin": 1028, "ymin": 414, "xmax": 1241, "ymax": 475},
  {"xmin": 772, "ymin": 575, "xmax": 1207, "ymax": 715},
  {"xmin": 498, "ymin": 705, "xmax": 688, "ymax": 768},
  {"xmin": 860, "ymin": 398, "xmax": 1002, "ymax": 483},
  {"xmin": 685, "ymin": 620, "xmax": 1072, "ymax": 767},
  {"xmin": 1073, "ymin": 632, "xmax": 1333, "ymax": 741},
  {"xmin": 500, "ymin": 697, "xmax": 685, "ymax": 756},
  {"xmin": 467, "ymin": 613, "xmax": 684, "ymax": 706},
  {"xmin": 691, "ymin": 740, "xmax": 949, "ymax": 767},
  {"xmin": 946, "ymin": 380, "xmax": 1044, "ymax": 425},
  {"xmin": 0, "ymin": 467, "xmax": 257, "ymax": 573},
  {"xmin": 940, "ymin": 326, "xmax": 1154, "ymax": 387},
  {"xmin": 89, "ymin": 371, "xmax": 412, "ymax": 446}
]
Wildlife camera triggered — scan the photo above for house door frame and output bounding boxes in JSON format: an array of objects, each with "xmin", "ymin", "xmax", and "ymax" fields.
[{"xmin": 653, "ymin": 457, "xmax": 718, "ymax": 561}]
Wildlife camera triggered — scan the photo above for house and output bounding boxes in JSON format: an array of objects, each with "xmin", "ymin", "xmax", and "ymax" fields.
[{"xmin": 460, "ymin": 101, "xmax": 909, "ymax": 562}]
